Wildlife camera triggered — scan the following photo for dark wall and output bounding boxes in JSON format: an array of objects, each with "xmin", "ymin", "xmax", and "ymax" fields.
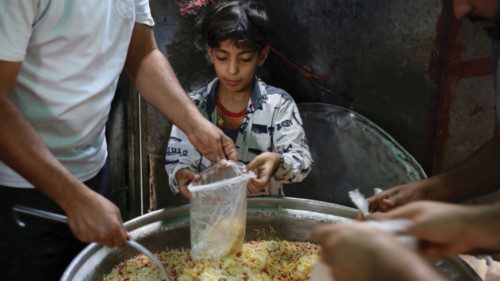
[{"xmin": 261, "ymin": 0, "xmax": 440, "ymax": 171}]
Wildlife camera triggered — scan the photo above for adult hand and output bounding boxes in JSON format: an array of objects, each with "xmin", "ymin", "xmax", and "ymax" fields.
[
  {"xmin": 367, "ymin": 181, "xmax": 429, "ymax": 213},
  {"xmin": 245, "ymin": 152, "xmax": 280, "ymax": 194},
  {"xmin": 374, "ymin": 201, "xmax": 497, "ymax": 258},
  {"xmin": 312, "ymin": 222, "xmax": 447, "ymax": 281},
  {"xmin": 187, "ymin": 118, "xmax": 238, "ymax": 162},
  {"xmin": 65, "ymin": 189, "xmax": 129, "ymax": 248},
  {"xmin": 175, "ymin": 168, "xmax": 200, "ymax": 199},
  {"xmin": 312, "ymin": 223, "xmax": 390, "ymax": 281}
]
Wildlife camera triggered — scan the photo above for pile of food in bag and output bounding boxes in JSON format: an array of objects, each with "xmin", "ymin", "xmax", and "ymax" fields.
[{"xmin": 103, "ymin": 240, "xmax": 320, "ymax": 281}]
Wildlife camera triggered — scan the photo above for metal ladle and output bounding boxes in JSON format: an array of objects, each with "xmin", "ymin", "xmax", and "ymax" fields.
[{"xmin": 12, "ymin": 205, "xmax": 171, "ymax": 281}]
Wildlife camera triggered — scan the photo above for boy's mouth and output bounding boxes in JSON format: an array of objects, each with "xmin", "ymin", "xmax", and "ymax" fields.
[{"xmin": 225, "ymin": 79, "xmax": 241, "ymax": 86}]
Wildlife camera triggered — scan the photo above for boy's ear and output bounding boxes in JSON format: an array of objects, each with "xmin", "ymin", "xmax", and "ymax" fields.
[
  {"xmin": 258, "ymin": 46, "xmax": 270, "ymax": 66},
  {"xmin": 206, "ymin": 46, "xmax": 214, "ymax": 64}
]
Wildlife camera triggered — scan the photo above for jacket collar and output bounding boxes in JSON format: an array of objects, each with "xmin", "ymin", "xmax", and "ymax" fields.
[{"xmin": 206, "ymin": 77, "xmax": 264, "ymax": 116}]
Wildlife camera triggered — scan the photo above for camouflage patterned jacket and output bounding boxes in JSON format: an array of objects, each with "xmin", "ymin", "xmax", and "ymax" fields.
[{"xmin": 165, "ymin": 77, "xmax": 312, "ymax": 196}]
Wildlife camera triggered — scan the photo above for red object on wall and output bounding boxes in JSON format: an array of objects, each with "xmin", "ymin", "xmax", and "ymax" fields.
[{"xmin": 429, "ymin": 0, "xmax": 491, "ymax": 174}]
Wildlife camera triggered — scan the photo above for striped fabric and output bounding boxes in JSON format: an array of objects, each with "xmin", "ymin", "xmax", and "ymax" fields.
[{"xmin": 165, "ymin": 77, "xmax": 313, "ymax": 196}]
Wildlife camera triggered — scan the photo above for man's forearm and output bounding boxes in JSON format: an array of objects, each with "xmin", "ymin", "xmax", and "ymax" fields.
[
  {"xmin": 124, "ymin": 25, "xmax": 202, "ymax": 136},
  {"xmin": 430, "ymin": 136, "xmax": 500, "ymax": 202},
  {"xmin": 465, "ymin": 204, "xmax": 500, "ymax": 252}
]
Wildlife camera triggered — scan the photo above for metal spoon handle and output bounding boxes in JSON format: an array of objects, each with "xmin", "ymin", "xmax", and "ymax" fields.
[{"xmin": 13, "ymin": 205, "xmax": 68, "ymax": 226}]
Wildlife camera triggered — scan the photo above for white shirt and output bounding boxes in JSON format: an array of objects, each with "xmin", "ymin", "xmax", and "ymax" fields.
[{"xmin": 0, "ymin": 0, "xmax": 154, "ymax": 187}]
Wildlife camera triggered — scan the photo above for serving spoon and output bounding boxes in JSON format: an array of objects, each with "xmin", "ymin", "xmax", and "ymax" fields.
[{"xmin": 12, "ymin": 205, "xmax": 171, "ymax": 281}]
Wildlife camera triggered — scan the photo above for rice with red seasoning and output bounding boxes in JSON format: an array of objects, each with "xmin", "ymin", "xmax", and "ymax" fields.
[{"xmin": 103, "ymin": 240, "xmax": 320, "ymax": 281}]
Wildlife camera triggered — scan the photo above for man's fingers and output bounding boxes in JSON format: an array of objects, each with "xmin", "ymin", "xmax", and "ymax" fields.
[
  {"xmin": 221, "ymin": 134, "xmax": 238, "ymax": 161},
  {"xmin": 312, "ymin": 223, "xmax": 341, "ymax": 243},
  {"xmin": 380, "ymin": 198, "xmax": 396, "ymax": 211},
  {"xmin": 369, "ymin": 193, "xmax": 397, "ymax": 213},
  {"xmin": 211, "ymin": 132, "xmax": 234, "ymax": 162},
  {"xmin": 204, "ymin": 152, "xmax": 220, "ymax": 163},
  {"xmin": 102, "ymin": 238, "xmax": 115, "ymax": 248},
  {"xmin": 378, "ymin": 203, "xmax": 420, "ymax": 221},
  {"xmin": 209, "ymin": 133, "xmax": 225, "ymax": 162},
  {"xmin": 112, "ymin": 230, "xmax": 129, "ymax": 248},
  {"xmin": 369, "ymin": 211, "xmax": 387, "ymax": 220},
  {"xmin": 356, "ymin": 211, "xmax": 366, "ymax": 221}
]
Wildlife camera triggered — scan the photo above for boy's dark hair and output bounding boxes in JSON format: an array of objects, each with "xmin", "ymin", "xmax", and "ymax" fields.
[{"xmin": 200, "ymin": 0, "xmax": 270, "ymax": 52}]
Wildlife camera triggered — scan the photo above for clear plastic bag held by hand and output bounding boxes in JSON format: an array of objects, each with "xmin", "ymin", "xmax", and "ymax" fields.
[{"xmin": 188, "ymin": 161, "xmax": 255, "ymax": 261}]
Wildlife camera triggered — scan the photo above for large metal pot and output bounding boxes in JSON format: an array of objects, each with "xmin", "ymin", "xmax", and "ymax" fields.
[{"xmin": 62, "ymin": 197, "xmax": 480, "ymax": 281}]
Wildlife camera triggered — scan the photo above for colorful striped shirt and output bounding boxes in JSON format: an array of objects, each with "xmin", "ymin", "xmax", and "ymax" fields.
[{"xmin": 165, "ymin": 77, "xmax": 313, "ymax": 196}]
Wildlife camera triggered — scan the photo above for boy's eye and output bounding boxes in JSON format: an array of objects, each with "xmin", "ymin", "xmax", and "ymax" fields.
[
  {"xmin": 216, "ymin": 57, "xmax": 228, "ymax": 61},
  {"xmin": 240, "ymin": 57, "xmax": 253, "ymax": 62}
]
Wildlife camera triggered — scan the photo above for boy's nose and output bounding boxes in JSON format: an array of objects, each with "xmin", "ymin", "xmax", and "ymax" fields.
[{"xmin": 228, "ymin": 61, "xmax": 239, "ymax": 75}]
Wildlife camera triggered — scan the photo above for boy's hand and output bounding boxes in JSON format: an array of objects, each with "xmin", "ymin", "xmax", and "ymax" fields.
[
  {"xmin": 175, "ymin": 168, "xmax": 200, "ymax": 199},
  {"xmin": 245, "ymin": 152, "xmax": 280, "ymax": 193}
]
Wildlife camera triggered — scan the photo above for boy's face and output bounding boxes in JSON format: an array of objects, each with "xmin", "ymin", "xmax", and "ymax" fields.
[{"xmin": 207, "ymin": 39, "xmax": 268, "ymax": 94}]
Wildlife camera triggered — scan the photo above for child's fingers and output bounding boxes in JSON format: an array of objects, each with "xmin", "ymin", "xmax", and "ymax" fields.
[
  {"xmin": 178, "ymin": 185, "xmax": 192, "ymax": 199},
  {"xmin": 247, "ymin": 177, "xmax": 265, "ymax": 193},
  {"xmin": 187, "ymin": 171, "xmax": 200, "ymax": 182},
  {"xmin": 245, "ymin": 161, "xmax": 260, "ymax": 172},
  {"xmin": 245, "ymin": 155, "xmax": 266, "ymax": 172}
]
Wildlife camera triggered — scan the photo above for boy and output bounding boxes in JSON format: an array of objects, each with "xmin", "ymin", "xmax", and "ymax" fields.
[{"xmin": 165, "ymin": 0, "xmax": 312, "ymax": 198}]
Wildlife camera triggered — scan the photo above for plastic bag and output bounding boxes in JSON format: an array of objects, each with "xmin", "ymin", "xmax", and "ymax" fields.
[{"xmin": 188, "ymin": 160, "xmax": 255, "ymax": 261}]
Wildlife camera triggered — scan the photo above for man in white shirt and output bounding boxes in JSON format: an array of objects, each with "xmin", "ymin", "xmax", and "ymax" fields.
[{"xmin": 0, "ymin": 1, "xmax": 236, "ymax": 280}]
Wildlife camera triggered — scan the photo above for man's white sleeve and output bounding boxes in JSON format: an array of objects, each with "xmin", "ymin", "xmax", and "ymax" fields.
[
  {"xmin": 0, "ymin": 0, "xmax": 38, "ymax": 61},
  {"xmin": 134, "ymin": 0, "xmax": 155, "ymax": 26}
]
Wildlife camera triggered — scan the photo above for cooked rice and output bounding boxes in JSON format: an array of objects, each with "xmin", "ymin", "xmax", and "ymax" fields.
[{"xmin": 103, "ymin": 240, "xmax": 320, "ymax": 281}]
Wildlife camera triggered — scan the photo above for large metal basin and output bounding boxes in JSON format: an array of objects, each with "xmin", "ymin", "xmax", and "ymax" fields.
[{"xmin": 62, "ymin": 197, "xmax": 480, "ymax": 281}]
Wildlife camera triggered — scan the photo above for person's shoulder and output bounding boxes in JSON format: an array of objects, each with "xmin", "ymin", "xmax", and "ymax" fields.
[
  {"xmin": 188, "ymin": 86, "xmax": 207, "ymax": 98},
  {"xmin": 187, "ymin": 85, "xmax": 210, "ymax": 106},
  {"xmin": 258, "ymin": 80, "xmax": 293, "ymax": 102}
]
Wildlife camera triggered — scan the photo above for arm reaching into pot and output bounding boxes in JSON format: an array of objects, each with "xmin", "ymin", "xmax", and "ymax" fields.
[{"xmin": 368, "ymin": 132, "xmax": 500, "ymax": 212}]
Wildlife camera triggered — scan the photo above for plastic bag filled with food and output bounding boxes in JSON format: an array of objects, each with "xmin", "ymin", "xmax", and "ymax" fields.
[{"xmin": 188, "ymin": 160, "xmax": 255, "ymax": 261}]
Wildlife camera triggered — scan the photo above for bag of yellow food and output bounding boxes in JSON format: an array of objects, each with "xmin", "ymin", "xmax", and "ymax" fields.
[{"xmin": 188, "ymin": 160, "xmax": 255, "ymax": 261}]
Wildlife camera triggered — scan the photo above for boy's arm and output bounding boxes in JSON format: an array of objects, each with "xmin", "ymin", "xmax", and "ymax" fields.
[
  {"xmin": 272, "ymin": 99, "xmax": 313, "ymax": 183},
  {"xmin": 165, "ymin": 125, "xmax": 202, "ymax": 194}
]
